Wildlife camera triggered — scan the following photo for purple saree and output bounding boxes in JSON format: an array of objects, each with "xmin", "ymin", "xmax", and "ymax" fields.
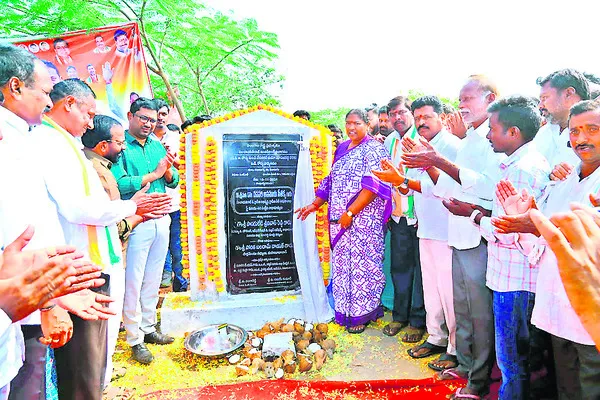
[{"xmin": 316, "ymin": 136, "xmax": 392, "ymax": 327}]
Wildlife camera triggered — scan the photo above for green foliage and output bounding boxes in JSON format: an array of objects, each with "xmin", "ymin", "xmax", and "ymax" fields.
[
  {"xmin": 309, "ymin": 107, "xmax": 350, "ymax": 132},
  {"xmin": 0, "ymin": 0, "xmax": 283, "ymax": 117}
]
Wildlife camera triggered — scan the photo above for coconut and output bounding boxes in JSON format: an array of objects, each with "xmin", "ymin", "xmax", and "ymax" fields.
[
  {"xmin": 281, "ymin": 324, "xmax": 295, "ymax": 333},
  {"xmin": 302, "ymin": 331, "xmax": 312, "ymax": 341},
  {"xmin": 304, "ymin": 323, "xmax": 314, "ymax": 332},
  {"xmin": 295, "ymin": 339, "xmax": 310, "ymax": 352},
  {"xmin": 306, "ymin": 342, "xmax": 322, "ymax": 355},
  {"xmin": 312, "ymin": 329, "xmax": 323, "ymax": 344},
  {"xmin": 321, "ymin": 339, "xmax": 336, "ymax": 359},
  {"xmin": 235, "ymin": 365, "xmax": 249, "ymax": 376},
  {"xmin": 275, "ymin": 368, "xmax": 284, "ymax": 379},
  {"xmin": 228, "ymin": 354, "xmax": 241, "ymax": 364},
  {"xmin": 283, "ymin": 360, "xmax": 297, "ymax": 374},
  {"xmin": 272, "ymin": 357, "xmax": 283, "ymax": 370},
  {"xmin": 293, "ymin": 322, "xmax": 305, "ymax": 334},
  {"xmin": 255, "ymin": 328, "xmax": 270, "ymax": 339},
  {"xmin": 313, "ymin": 349, "xmax": 327, "ymax": 370},
  {"xmin": 240, "ymin": 357, "xmax": 252, "ymax": 367},
  {"xmin": 281, "ymin": 349, "xmax": 295, "ymax": 363},
  {"xmin": 252, "ymin": 357, "xmax": 265, "ymax": 371},
  {"xmin": 292, "ymin": 331, "xmax": 301, "ymax": 343},
  {"xmin": 287, "ymin": 318, "xmax": 296, "ymax": 325},
  {"xmin": 264, "ymin": 362, "xmax": 275, "ymax": 378},
  {"xmin": 316, "ymin": 323, "xmax": 329, "ymax": 335},
  {"xmin": 271, "ymin": 318, "xmax": 285, "ymax": 332},
  {"xmin": 245, "ymin": 348, "xmax": 262, "ymax": 360},
  {"xmin": 298, "ymin": 355, "xmax": 313, "ymax": 372},
  {"xmin": 251, "ymin": 337, "xmax": 262, "ymax": 348}
]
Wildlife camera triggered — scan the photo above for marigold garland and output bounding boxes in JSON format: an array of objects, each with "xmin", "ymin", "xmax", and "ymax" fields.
[
  {"xmin": 203, "ymin": 136, "xmax": 225, "ymax": 293},
  {"xmin": 178, "ymin": 133, "xmax": 189, "ymax": 280},
  {"xmin": 181, "ymin": 105, "xmax": 335, "ymax": 292}
]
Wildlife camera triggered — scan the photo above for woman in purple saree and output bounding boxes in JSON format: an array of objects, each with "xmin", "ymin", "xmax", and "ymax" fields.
[{"xmin": 297, "ymin": 109, "xmax": 392, "ymax": 333}]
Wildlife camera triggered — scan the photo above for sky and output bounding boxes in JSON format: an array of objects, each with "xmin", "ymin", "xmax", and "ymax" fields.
[{"xmin": 204, "ymin": 0, "xmax": 600, "ymax": 111}]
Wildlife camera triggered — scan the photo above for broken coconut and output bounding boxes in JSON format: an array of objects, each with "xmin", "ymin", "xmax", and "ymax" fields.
[
  {"xmin": 321, "ymin": 339, "xmax": 336, "ymax": 359},
  {"xmin": 264, "ymin": 362, "xmax": 275, "ymax": 378},
  {"xmin": 281, "ymin": 349, "xmax": 295, "ymax": 364},
  {"xmin": 228, "ymin": 354, "xmax": 241, "ymax": 364},
  {"xmin": 313, "ymin": 349, "xmax": 327, "ymax": 370},
  {"xmin": 316, "ymin": 323, "xmax": 329, "ymax": 335},
  {"xmin": 295, "ymin": 339, "xmax": 310, "ymax": 352},
  {"xmin": 306, "ymin": 342, "xmax": 322, "ymax": 355},
  {"xmin": 235, "ymin": 365, "xmax": 249, "ymax": 376},
  {"xmin": 275, "ymin": 368, "xmax": 285, "ymax": 379},
  {"xmin": 298, "ymin": 355, "xmax": 313, "ymax": 372},
  {"xmin": 283, "ymin": 360, "xmax": 297, "ymax": 374}
]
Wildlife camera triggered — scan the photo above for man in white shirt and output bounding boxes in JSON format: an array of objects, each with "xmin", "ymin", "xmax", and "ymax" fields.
[
  {"xmin": 471, "ymin": 97, "xmax": 550, "ymax": 400},
  {"xmin": 31, "ymin": 79, "xmax": 151, "ymax": 400},
  {"xmin": 402, "ymin": 76, "xmax": 502, "ymax": 398},
  {"xmin": 375, "ymin": 96, "xmax": 461, "ymax": 370},
  {"xmin": 381, "ymin": 96, "xmax": 426, "ymax": 342},
  {"xmin": 0, "ymin": 43, "xmax": 109, "ymax": 400},
  {"xmin": 0, "ymin": 227, "xmax": 107, "ymax": 400},
  {"xmin": 497, "ymin": 99, "xmax": 600, "ymax": 399},
  {"xmin": 535, "ymin": 69, "xmax": 591, "ymax": 177}
]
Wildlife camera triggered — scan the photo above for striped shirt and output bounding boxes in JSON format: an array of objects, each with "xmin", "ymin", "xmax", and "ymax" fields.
[
  {"xmin": 111, "ymin": 131, "xmax": 179, "ymax": 199},
  {"xmin": 479, "ymin": 142, "xmax": 551, "ymax": 293}
]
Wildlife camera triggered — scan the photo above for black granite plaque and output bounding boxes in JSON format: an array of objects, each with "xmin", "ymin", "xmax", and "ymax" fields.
[{"xmin": 223, "ymin": 134, "xmax": 301, "ymax": 295}]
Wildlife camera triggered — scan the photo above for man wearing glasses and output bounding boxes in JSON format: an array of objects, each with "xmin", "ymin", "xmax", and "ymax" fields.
[{"xmin": 111, "ymin": 98, "xmax": 179, "ymax": 364}]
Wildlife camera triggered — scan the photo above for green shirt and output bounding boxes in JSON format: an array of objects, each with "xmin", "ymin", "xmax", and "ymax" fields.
[{"xmin": 111, "ymin": 131, "xmax": 179, "ymax": 199}]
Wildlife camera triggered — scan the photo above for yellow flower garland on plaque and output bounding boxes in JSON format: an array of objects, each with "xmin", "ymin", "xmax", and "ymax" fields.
[
  {"xmin": 181, "ymin": 105, "xmax": 335, "ymax": 291},
  {"xmin": 178, "ymin": 133, "xmax": 190, "ymax": 280},
  {"xmin": 203, "ymin": 136, "xmax": 225, "ymax": 293}
]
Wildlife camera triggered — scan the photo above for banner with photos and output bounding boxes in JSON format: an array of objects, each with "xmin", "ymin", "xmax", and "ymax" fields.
[{"xmin": 12, "ymin": 22, "xmax": 153, "ymax": 125}]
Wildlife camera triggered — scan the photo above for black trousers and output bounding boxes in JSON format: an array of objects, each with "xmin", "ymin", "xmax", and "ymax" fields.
[
  {"xmin": 388, "ymin": 218, "xmax": 426, "ymax": 328},
  {"xmin": 54, "ymin": 275, "xmax": 110, "ymax": 400},
  {"xmin": 552, "ymin": 335, "xmax": 600, "ymax": 400},
  {"xmin": 8, "ymin": 325, "xmax": 46, "ymax": 400}
]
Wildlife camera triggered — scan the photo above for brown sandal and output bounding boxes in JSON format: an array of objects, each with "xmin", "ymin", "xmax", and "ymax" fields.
[
  {"xmin": 382, "ymin": 321, "xmax": 407, "ymax": 336},
  {"xmin": 402, "ymin": 326, "xmax": 425, "ymax": 343}
]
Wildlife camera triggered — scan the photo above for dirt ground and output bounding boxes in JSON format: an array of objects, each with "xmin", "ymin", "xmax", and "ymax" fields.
[{"xmin": 103, "ymin": 291, "xmax": 438, "ymax": 399}]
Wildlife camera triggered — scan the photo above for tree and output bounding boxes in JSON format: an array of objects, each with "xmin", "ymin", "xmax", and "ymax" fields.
[
  {"xmin": 310, "ymin": 107, "xmax": 350, "ymax": 132},
  {"xmin": 0, "ymin": 0, "xmax": 283, "ymax": 119}
]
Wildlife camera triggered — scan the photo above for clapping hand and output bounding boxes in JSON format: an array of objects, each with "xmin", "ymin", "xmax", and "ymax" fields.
[
  {"xmin": 401, "ymin": 138, "xmax": 440, "ymax": 169},
  {"xmin": 372, "ymin": 159, "xmax": 405, "ymax": 186},
  {"xmin": 491, "ymin": 180, "xmax": 539, "ymax": 235},
  {"xmin": 442, "ymin": 198, "xmax": 478, "ymax": 217},
  {"xmin": 530, "ymin": 203, "xmax": 600, "ymax": 348},
  {"xmin": 550, "ymin": 162, "xmax": 574, "ymax": 181},
  {"xmin": 54, "ymin": 290, "xmax": 115, "ymax": 321},
  {"xmin": 401, "ymin": 136, "xmax": 426, "ymax": 154},
  {"xmin": 446, "ymin": 111, "xmax": 468, "ymax": 138},
  {"xmin": 496, "ymin": 180, "xmax": 536, "ymax": 215}
]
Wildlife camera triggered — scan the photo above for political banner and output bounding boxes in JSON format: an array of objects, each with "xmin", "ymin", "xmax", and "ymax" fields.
[{"xmin": 12, "ymin": 22, "xmax": 153, "ymax": 125}]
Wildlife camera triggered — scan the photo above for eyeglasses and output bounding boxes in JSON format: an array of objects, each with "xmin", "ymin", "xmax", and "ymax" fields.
[
  {"xmin": 105, "ymin": 139, "xmax": 126, "ymax": 146},
  {"xmin": 135, "ymin": 114, "xmax": 157, "ymax": 124},
  {"xmin": 389, "ymin": 110, "xmax": 409, "ymax": 117}
]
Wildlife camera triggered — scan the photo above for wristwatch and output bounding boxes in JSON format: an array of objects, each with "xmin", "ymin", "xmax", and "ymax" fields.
[
  {"xmin": 346, "ymin": 210, "xmax": 354, "ymax": 218},
  {"xmin": 469, "ymin": 209, "xmax": 482, "ymax": 223},
  {"xmin": 397, "ymin": 177, "xmax": 409, "ymax": 190}
]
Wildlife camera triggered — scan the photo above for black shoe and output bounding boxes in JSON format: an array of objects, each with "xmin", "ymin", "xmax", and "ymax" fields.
[
  {"xmin": 131, "ymin": 343, "xmax": 153, "ymax": 364},
  {"xmin": 144, "ymin": 331, "xmax": 174, "ymax": 345}
]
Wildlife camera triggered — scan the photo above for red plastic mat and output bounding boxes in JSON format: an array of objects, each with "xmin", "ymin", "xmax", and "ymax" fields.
[{"xmin": 142, "ymin": 377, "xmax": 465, "ymax": 399}]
